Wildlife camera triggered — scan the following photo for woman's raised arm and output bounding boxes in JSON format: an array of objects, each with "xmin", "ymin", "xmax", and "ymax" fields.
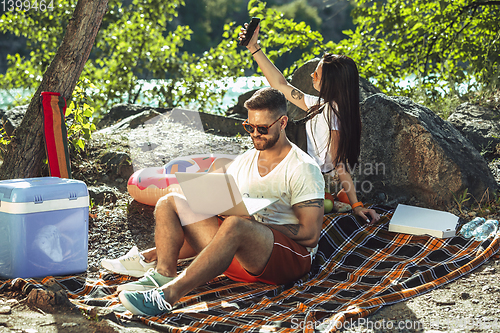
[{"xmin": 240, "ymin": 23, "xmax": 308, "ymax": 111}]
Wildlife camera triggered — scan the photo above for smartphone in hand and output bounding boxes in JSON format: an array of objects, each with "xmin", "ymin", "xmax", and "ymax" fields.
[{"xmin": 239, "ymin": 17, "xmax": 260, "ymax": 46}]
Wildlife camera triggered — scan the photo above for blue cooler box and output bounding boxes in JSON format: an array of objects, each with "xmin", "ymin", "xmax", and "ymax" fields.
[{"xmin": 0, "ymin": 177, "xmax": 89, "ymax": 279}]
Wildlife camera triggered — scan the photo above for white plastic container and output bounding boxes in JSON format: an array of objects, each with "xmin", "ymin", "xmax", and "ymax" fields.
[
  {"xmin": 0, "ymin": 177, "xmax": 89, "ymax": 278},
  {"xmin": 388, "ymin": 204, "xmax": 459, "ymax": 238}
]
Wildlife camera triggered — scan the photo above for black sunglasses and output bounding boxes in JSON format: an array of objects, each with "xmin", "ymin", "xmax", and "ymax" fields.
[{"xmin": 242, "ymin": 116, "xmax": 283, "ymax": 135}]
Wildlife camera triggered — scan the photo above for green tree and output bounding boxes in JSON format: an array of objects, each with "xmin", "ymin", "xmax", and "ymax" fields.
[
  {"xmin": 247, "ymin": 0, "xmax": 330, "ymax": 77},
  {"xmin": 0, "ymin": 1, "xmax": 77, "ymax": 100},
  {"xmin": 0, "ymin": 0, "xmax": 109, "ymax": 179},
  {"xmin": 275, "ymin": 0, "xmax": 322, "ymax": 32},
  {"xmin": 336, "ymin": 0, "xmax": 500, "ymax": 113},
  {"xmin": 175, "ymin": 0, "xmax": 247, "ymax": 54},
  {"xmin": 0, "ymin": 0, "xmax": 327, "ymax": 116},
  {"xmin": 85, "ymin": 0, "xmax": 192, "ymax": 112},
  {"xmin": 0, "ymin": 0, "xmax": 193, "ymax": 114}
]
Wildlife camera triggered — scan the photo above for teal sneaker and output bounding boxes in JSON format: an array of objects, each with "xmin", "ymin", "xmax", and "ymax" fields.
[
  {"xmin": 117, "ymin": 268, "xmax": 174, "ymax": 292},
  {"xmin": 119, "ymin": 289, "xmax": 172, "ymax": 316}
]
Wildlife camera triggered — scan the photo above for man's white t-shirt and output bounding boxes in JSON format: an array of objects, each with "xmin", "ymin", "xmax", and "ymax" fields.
[
  {"xmin": 304, "ymin": 94, "xmax": 340, "ymax": 173},
  {"xmin": 226, "ymin": 143, "xmax": 324, "ymax": 226}
]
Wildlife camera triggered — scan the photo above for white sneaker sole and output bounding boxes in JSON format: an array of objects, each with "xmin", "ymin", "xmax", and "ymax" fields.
[
  {"xmin": 117, "ymin": 283, "xmax": 157, "ymax": 292},
  {"xmin": 118, "ymin": 291, "xmax": 146, "ymax": 316},
  {"xmin": 102, "ymin": 266, "xmax": 153, "ymax": 278},
  {"xmin": 101, "ymin": 260, "xmax": 157, "ymax": 278}
]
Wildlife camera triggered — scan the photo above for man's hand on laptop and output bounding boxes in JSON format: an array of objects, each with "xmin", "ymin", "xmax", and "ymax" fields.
[{"xmin": 208, "ymin": 159, "xmax": 233, "ymax": 173}]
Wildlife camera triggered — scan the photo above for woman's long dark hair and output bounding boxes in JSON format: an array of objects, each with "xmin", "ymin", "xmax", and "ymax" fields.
[{"xmin": 315, "ymin": 53, "xmax": 361, "ymax": 171}]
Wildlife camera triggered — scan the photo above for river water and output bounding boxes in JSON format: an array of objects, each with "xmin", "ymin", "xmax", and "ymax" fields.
[{"xmin": 0, "ymin": 76, "xmax": 268, "ymax": 114}]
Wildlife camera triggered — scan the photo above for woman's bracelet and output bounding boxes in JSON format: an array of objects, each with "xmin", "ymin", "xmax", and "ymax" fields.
[
  {"xmin": 351, "ymin": 202, "xmax": 364, "ymax": 209},
  {"xmin": 251, "ymin": 47, "xmax": 262, "ymax": 55}
]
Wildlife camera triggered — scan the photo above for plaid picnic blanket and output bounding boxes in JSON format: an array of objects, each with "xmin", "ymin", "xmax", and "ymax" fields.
[{"xmin": 1, "ymin": 204, "xmax": 499, "ymax": 332}]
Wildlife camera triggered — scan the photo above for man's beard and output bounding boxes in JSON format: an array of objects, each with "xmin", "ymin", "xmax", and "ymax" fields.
[{"xmin": 252, "ymin": 131, "xmax": 280, "ymax": 151}]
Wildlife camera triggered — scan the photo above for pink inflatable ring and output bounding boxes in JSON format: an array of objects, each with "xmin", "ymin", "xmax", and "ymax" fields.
[{"xmin": 127, "ymin": 154, "xmax": 236, "ymax": 206}]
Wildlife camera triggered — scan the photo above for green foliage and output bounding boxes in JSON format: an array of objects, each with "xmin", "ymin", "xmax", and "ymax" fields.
[
  {"xmin": 0, "ymin": 0, "xmax": 192, "ymax": 113},
  {"xmin": 0, "ymin": 1, "xmax": 74, "ymax": 97},
  {"xmin": 146, "ymin": 0, "xmax": 327, "ymax": 112},
  {"xmin": 274, "ymin": 0, "xmax": 322, "ymax": 32},
  {"xmin": 86, "ymin": 0, "xmax": 192, "ymax": 113},
  {"xmin": 1, "ymin": 0, "xmax": 498, "ymax": 127},
  {"xmin": 335, "ymin": 0, "xmax": 500, "ymax": 112},
  {"xmin": 461, "ymin": 188, "xmax": 500, "ymax": 218},
  {"xmin": 0, "ymin": 0, "xmax": 325, "ymax": 116},
  {"xmin": 65, "ymin": 79, "xmax": 96, "ymax": 152},
  {"xmin": 451, "ymin": 188, "xmax": 471, "ymax": 215},
  {"xmin": 0, "ymin": 127, "xmax": 11, "ymax": 160},
  {"xmin": 176, "ymin": 0, "xmax": 247, "ymax": 53},
  {"xmin": 247, "ymin": 0, "xmax": 329, "ymax": 77}
]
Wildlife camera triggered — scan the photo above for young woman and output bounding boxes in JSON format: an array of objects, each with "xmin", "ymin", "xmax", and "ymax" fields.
[{"xmin": 240, "ymin": 23, "xmax": 379, "ymax": 224}]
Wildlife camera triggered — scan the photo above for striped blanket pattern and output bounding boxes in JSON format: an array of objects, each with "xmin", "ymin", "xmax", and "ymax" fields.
[{"xmin": 1, "ymin": 205, "xmax": 498, "ymax": 332}]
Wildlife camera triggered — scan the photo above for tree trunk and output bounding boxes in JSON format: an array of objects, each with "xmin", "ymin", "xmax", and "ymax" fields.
[{"xmin": 0, "ymin": 0, "xmax": 108, "ymax": 180}]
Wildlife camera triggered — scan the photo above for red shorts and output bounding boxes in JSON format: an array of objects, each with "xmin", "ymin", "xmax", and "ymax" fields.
[{"xmin": 218, "ymin": 218, "xmax": 312, "ymax": 285}]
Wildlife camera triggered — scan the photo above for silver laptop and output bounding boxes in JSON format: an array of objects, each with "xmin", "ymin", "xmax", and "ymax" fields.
[{"xmin": 174, "ymin": 172, "xmax": 278, "ymax": 216}]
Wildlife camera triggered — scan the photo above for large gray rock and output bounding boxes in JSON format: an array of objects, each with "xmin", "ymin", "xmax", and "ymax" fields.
[
  {"xmin": 97, "ymin": 104, "xmax": 170, "ymax": 129},
  {"xmin": 359, "ymin": 77, "xmax": 382, "ymax": 102},
  {"xmin": 99, "ymin": 150, "xmax": 134, "ymax": 180},
  {"xmin": 98, "ymin": 106, "xmax": 247, "ymax": 138},
  {"xmin": 226, "ymin": 89, "xmax": 259, "ymax": 117},
  {"xmin": 357, "ymin": 94, "xmax": 498, "ymax": 208},
  {"xmin": 0, "ymin": 104, "xmax": 28, "ymax": 136},
  {"xmin": 96, "ymin": 109, "xmax": 163, "ymax": 134},
  {"xmin": 447, "ymin": 102, "xmax": 500, "ymax": 156},
  {"xmin": 88, "ymin": 185, "xmax": 118, "ymax": 205},
  {"xmin": 100, "ymin": 105, "xmax": 246, "ymax": 137}
]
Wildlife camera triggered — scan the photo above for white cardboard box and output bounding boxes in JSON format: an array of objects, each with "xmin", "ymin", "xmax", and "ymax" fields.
[{"xmin": 388, "ymin": 204, "xmax": 459, "ymax": 238}]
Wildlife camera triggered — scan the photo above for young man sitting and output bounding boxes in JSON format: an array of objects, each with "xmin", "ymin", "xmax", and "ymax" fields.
[{"xmin": 113, "ymin": 87, "xmax": 325, "ymax": 316}]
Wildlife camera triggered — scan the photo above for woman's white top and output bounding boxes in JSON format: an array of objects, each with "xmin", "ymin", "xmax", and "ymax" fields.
[{"xmin": 303, "ymin": 94, "xmax": 339, "ymax": 173}]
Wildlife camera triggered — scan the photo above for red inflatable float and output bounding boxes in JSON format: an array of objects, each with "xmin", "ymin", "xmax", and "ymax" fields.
[{"xmin": 127, "ymin": 154, "xmax": 236, "ymax": 206}]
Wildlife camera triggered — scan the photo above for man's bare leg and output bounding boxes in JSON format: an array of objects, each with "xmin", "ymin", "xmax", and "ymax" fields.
[
  {"xmin": 141, "ymin": 160, "xmax": 234, "ymax": 264},
  {"xmin": 153, "ymin": 193, "xmax": 220, "ymax": 278},
  {"xmin": 160, "ymin": 216, "xmax": 274, "ymax": 305},
  {"xmin": 140, "ymin": 248, "xmax": 157, "ymax": 262},
  {"xmin": 141, "ymin": 242, "xmax": 195, "ymax": 263}
]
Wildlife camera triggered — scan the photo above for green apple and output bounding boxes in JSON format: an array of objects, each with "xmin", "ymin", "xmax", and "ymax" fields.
[{"xmin": 324, "ymin": 199, "xmax": 334, "ymax": 214}]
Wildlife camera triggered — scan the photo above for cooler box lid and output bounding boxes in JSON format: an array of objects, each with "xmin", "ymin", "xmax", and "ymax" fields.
[{"xmin": 0, "ymin": 177, "xmax": 88, "ymax": 214}]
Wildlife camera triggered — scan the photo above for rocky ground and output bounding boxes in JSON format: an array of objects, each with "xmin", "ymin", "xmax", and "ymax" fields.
[{"xmin": 1, "ymin": 112, "xmax": 500, "ymax": 333}]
